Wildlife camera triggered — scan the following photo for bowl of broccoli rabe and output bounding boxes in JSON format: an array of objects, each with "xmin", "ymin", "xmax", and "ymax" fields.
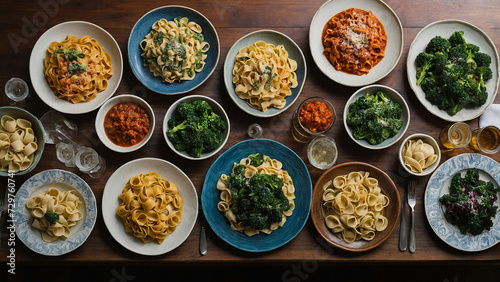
[
  {"xmin": 163, "ymin": 95, "xmax": 230, "ymax": 160},
  {"xmin": 407, "ymin": 20, "xmax": 499, "ymax": 122},
  {"xmin": 344, "ymin": 84, "xmax": 410, "ymax": 150}
]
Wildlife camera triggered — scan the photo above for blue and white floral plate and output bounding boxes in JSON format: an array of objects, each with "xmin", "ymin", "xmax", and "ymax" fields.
[
  {"xmin": 14, "ymin": 169, "xmax": 97, "ymax": 256},
  {"xmin": 425, "ymin": 153, "xmax": 500, "ymax": 252}
]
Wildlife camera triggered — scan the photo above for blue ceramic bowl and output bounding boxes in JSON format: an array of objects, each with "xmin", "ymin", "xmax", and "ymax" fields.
[
  {"xmin": 223, "ymin": 30, "xmax": 307, "ymax": 117},
  {"xmin": 0, "ymin": 107, "xmax": 45, "ymax": 176},
  {"xmin": 201, "ymin": 139, "xmax": 312, "ymax": 252},
  {"xmin": 128, "ymin": 6, "xmax": 220, "ymax": 95}
]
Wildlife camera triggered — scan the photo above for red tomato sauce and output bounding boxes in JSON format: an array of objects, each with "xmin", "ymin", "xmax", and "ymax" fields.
[
  {"xmin": 104, "ymin": 102, "xmax": 150, "ymax": 147},
  {"xmin": 299, "ymin": 100, "xmax": 333, "ymax": 133}
]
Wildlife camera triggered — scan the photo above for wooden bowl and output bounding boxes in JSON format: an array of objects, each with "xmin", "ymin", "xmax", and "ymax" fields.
[{"xmin": 311, "ymin": 162, "xmax": 401, "ymax": 252}]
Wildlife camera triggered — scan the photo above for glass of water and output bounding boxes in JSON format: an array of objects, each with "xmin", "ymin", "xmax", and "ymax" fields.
[
  {"xmin": 40, "ymin": 110, "xmax": 79, "ymax": 144},
  {"xmin": 5, "ymin": 78, "xmax": 29, "ymax": 102},
  {"xmin": 75, "ymin": 147, "xmax": 106, "ymax": 178}
]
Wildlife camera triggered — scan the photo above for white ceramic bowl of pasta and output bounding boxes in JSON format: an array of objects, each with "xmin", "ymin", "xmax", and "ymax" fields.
[
  {"xmin": 309, "ymin": 0, "xmax": 403, "ymax": 86},
  {"xmin": 0, "ymin": 107, "xmax": 45, "ymax": 176},
  {"xmin": 29, "ymin": 21, "xmax": 123, "ymax": 114},
  {"xmin": 399, "ymin": 133, "xmax": 441, "ymax": 177},
  {"xmin": 223, "ymin": 29, "xmax": 307, "ymax": 117},
  {"xmin": 343, "ymin": 84, "xmax": 410, "ymax": 150},
  {"xmin": 162, "ymin": 95, "xmax": 230, "ymax": 160},
  {"xmin": 95, "ymin": 94, "xmax": 155, "ymax": 153}
]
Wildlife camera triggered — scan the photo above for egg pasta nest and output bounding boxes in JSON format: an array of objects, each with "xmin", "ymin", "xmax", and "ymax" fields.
[
  {"xmin": 322, "ymin": 171, "xmax": 389, "ymax": 242},
  {"xmin": 117, "ymin": 172, "xmax": 184, "ymax": 244}
]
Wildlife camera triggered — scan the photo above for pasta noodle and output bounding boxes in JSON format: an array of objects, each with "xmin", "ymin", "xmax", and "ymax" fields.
[
  {"xmin": 26, "ymin": 187, "xmax": 83, "ymax": 242},
  {"xmin": 0, "ymin": 115, "xmax": 38, "ymax": 173},
  {"xmin": 217, "ymin": 154, "xmax": 295, "ymax": 236},
  {"xmin": 232, "ymin": 41, "xmax": 298, "ymax": 111},
  {"xmin": 402, "ymin": 139, "xmax": 438, "ymax": 173},
  {"xmin": 116, "ymin": 172, "xmax": 183, "ymax": 244},
  {"xmin": 140, "ymin": 17, "xmax": 209, "ymax": 83},
  {"xmin": 44, "ymin": 35, "xmax": 113, "ymax": 103},
  {"xmin": 322, "ymin": 8, "xmax": 387, "ymax": 75},
  {"xmin": 322, "ymin": 171, "xmax": 389, "ymax": 242}
]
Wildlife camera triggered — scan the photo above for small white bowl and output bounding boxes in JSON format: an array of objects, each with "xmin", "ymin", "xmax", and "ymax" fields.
[
  {"xmin": 163, "ymin": 95, "xmax": 230, "ymax": 160},
  {"xmin": 343, "ymin": 84, "xmax": 410, "ymax": 150},
  {"xmin": 399, "ymin": 133, "xmax": 441, "ymax": 177},
  {"xmin": 95, "ymin": 94, "xmax": 155, "ymax": 153}
]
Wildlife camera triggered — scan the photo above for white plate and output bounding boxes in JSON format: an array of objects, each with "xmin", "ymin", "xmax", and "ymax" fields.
[
  {"xmin": 407, "ymin": 19, "xmax": 500, "ymax": 122},
  {"xmin": 102, "ymin": 158, "xmax": 198, "ymax": 255},
  {"xmin": 425, "ymin": 153, "xmax": 500, "ymax": 252},
  {"xmin": 309, "ymin": 0, "xmax": 403, "ymax": 87},
  {"xmin": 14, "ymin": 169, "xmax": 97, "ymax": 256},
  {"xmin": 29, "ymin": 21, "xmax": 123, "ymax": 114}
]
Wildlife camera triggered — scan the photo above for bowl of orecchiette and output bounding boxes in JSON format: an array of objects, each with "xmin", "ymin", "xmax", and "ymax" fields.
[
  {"xmin": 399, "ymin": 133, "xmax": 441, "ymax": 177},
  {"xmin": 0, "ymin": 107, "xmax": 45, "ymax": 176}
]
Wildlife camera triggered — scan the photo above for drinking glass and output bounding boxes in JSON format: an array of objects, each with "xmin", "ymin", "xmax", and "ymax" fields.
[
  {"xmin": 291, "ymin": 97, "xmax": 335, "ymax": 143},
  {"xmin": 75, "ymin": 147, "xmax": 106, "ymax": 178},
  {"xmin": 438, "ymin": 122, "xmax": 472, "ymax": 150},
  {"xmin": 5, "ymin": 78, "xmax": 29, "ymax": 102},
  {"xmin": 307, "ymin": 135, "xmax": 338, "ymax": 170},
  {"xmin": 55, "ymin": 142, "xmax": 80, "ymax": 167},
  {"xmin": 40, "ymin": 110, "xmax": 79, "ymax": 144},
  {"xmin": 468, "ymin": 125, "xmax": 500, "ymax": 154}
]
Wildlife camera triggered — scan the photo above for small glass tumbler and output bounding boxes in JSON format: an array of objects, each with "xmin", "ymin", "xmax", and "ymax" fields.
[
  {"xmin": 40, "ymin": 110, "xmax": 79, "ymax": 144},
  {"xmin": 247, "ymin": 123, "xmax": 263, "ymax": 138},
  {"xmin": 307, "ymin": 135, "xmax": 338, "ymax": 170},
  {"xmin": 468, "ymin": 125, "xmax": 500, "ymax": 154},
  {"xmin": 75, "ymin": 147, "xmax": 106, "ymax": 178},
  {"xmin": 5, "ymin": 78, "xmax": 29, "ymax": 102},
  {"xmin": 55, "ymin": 142, "xmax": 80, "ymax": 167},
  {"xmin": 438, "ymin": 122, "xmax": 472, "ymax": 150},
  {"xmin": 291, "ymin": 97, "xmax": 335, "ymax": 143}
]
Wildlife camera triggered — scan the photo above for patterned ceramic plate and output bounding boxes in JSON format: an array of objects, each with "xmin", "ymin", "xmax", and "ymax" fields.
[
  {"xmin": 14, "ymin": 169, "xmax": 97, "ymax": 256},
  {"xmin": 425, "ymin": 153, "xmax": 500, "ymax": 251}
]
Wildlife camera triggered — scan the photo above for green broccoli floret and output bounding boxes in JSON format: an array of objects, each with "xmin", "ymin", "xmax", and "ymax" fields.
[
  {"xmin": 249, "ymin": 153, "xmax": 265, "ymax": 167},
  {"xmin": 416, "ymin": 52, "xmax": 435, "ymax": 85},
  {"xmin": 449, "ymin": 31, "xmax": 467, "ymax": 47},
  {"xmin": 425, "ymin": 36, "xmax": 451, "ymax": 54},
  {"xmin": 448, "ymin": 45, "xmax": 468, "ymax": 69},
  {"xmin": 192, "ymin": 100, "xmax": 213, "ymax": 117},
  {"xmin": 44, "ymin": 211, "xmax": 60, "ymax": 225},
  {"xmin": 474, "ymin": 52, "xmax": 492, "ymax": 68}
]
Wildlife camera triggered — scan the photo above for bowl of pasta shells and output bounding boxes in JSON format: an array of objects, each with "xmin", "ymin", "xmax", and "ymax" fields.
[
  {"xmin": 399, "ymin": 133, "xmax": 441, "ymax": 177},
  {"xmin": 310, "ymin": 162, "xmax": 400, "ymax": 252},
  {"xmin": 128, "ymin": 5, "xmax": 220, "ymax": 95},
  {"xmin": 0, "ymin": 107, "xmax": 45, "ymax": 176},
  {"xmin": 223, "ymin": 29, "xmax": 307, "ymax": 117}
]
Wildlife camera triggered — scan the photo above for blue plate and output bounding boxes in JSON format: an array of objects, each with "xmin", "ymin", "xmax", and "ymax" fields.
[
  {"xmin": 14, "ymin": 169, "xmax": 97, "ymax": 256},
  {"xmin": 425, "ymin": 153, "xmax": 500, "ymax": 252},
  {"xmin": 223, "ymin": 30, "xmax": 307, "ymax": 117},
  {"xmin": 202, "ymin": 139, "xmax": 312, "ymax": 252},
  {"xmin": 128, "ymin": 6, "xmax": 220, "ymax": 95}
]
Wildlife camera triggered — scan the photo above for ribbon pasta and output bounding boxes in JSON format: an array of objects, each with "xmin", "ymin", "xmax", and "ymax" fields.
[
  {"xmin": 26, "ymin": 187, "xmax": 83, "ymax": 242},
  {"xmin": 322, "ymin": 8, "xmax": 387, "ymax": 75},
  {"xmin": 0, "ymin": 115, "xmax": 38, "ymax": 173},
  {"xmin": 116, "ymin": 172, "xmax": 183, "ymax": 244},
  {"xmin": 44, "ymin": 35, "xmax": 113, "ymax": 103},
  {"xmin": 140, "ymin": 17, "xmax": 209, "ymax": 83},
  {"xmin": 232, "ymin": 41, "xmax": 298, "ymax": 112},
  {"xmin": 216, "ymin": 154, "xmax": 295, "ymax": 236},
  {"xmin": 322, "ymin": 171, "xmax": 389, "ymax": 242}
]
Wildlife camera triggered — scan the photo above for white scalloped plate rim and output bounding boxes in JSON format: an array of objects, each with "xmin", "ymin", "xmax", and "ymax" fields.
[
  {"xmin": 424, "ymin": 153, "xmax": 500, "ymax": 252},
  {"xmin": 14, "ymin": 169, "xmax": 97, "ymax": 256}
]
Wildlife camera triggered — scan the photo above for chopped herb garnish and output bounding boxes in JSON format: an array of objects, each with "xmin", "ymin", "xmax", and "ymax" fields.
[{"xmin": 53, "ymin": 48, "xmax": 85, "ymax": 61}]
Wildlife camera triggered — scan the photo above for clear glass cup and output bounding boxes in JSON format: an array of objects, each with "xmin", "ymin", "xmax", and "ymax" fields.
[
  {"xmin": 55, "ymin": 142, "xmax": 80, "ymax": 167},
  {"xmin": 75, "ymin": 147, "xmax": 106, "ymax": 178},
  {"xmin": 307, "ymin": 135, "xmax": 338, "ymax": 170},
  {"xmin": 5, "ymin": 78, "xmax": 29, "ymax": 102},
  {"xmin": 468, "ymin": 125, "xmax": 500, "ymax": 154},
  {"xmin": 438, "ymin": 122, "xmax": 472, "ymax": 150},
  {"xmin": 247, "ymin": 123, "xmax": 263, "ymax": 138},
  {"xmin": 40, "ymin": 110, "xmax": 79, "ymax": 144},
  {"xmin": 291, "ymin": 97, "xmax": 335, "ymax": 143}
]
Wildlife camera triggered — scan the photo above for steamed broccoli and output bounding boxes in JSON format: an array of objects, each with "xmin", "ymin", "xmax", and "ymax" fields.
[
  {"xmin": 347, "ymin": 91, "xmax": 403, "ymax": 145},
  {"xmin": 44, "ymin": 211, "xmax": 60, "ymax": 225},
  {"xmin": 416, "ymin": 30, "xmax": 493, "ymax": 116},
  {"xmin": 166, "ymin": 100, "xmax": 227, "ymax": 157},
  {"xmin": 226, "ymin": 155, "xmax": 291, "ymax": 231}
]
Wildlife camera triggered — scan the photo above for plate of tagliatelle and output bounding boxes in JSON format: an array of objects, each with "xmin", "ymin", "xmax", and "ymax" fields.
[
  {"xmin": 29, "ymin": 21, "xmax": 123, "ymax": 114},
  {"xmin": 310, "ymin": 162, "xmax": 400, "ymax": 252},
  {"xmin": 223, "ymin": 29, "xmax": 307, "ymax": 117},
  {"xmin": 309, "ymin": 0, "xmax": 403, "ymax": 86},
  {"xmin": 201, "ymin": 139, "xmax": 312, "ymax": 252},
  {"xmin": 102, "ymin": 158, "xmax": 198, "ymax": 256},
  {"xmin": 128, "ymin": 5, "xmax": 220, "ymax": 95},
  {"xmin": 14, "ymin": 169, "xmax": 97, "ymax": 256}
]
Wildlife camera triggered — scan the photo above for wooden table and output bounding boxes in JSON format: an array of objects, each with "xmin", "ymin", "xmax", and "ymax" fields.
[{"xmin": 1, "ymin": 0, "xmax": 500, "ymax": 266}]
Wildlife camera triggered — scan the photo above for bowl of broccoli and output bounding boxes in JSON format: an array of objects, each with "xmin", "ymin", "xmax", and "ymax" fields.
[
  {"xmin": 163, "ymin": 95, "xmax": 230, "ymax": 160},
  {"xmin": 343, "ymin": 84, "xmax": 410, "ymax": 150}
]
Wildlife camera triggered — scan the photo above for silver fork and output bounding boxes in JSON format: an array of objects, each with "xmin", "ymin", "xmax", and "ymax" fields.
[{"xmin": 407, "ymin": 180, "xmax": 417, "ymax": 253}]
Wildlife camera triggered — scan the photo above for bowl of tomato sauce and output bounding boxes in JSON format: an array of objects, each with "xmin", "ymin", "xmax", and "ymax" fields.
[
  {"xmin": 291, "ymin": 97, "xmax": 335, "ymax": 143},
  {"xmin": 95, "ymin": 94, "xmax": 155, "ymax": 153}
]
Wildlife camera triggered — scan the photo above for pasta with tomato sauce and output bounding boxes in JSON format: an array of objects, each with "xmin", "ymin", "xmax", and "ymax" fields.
[{"xmin": 322, "ymin": 8, "xmax": 387, "ymax": 75}]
